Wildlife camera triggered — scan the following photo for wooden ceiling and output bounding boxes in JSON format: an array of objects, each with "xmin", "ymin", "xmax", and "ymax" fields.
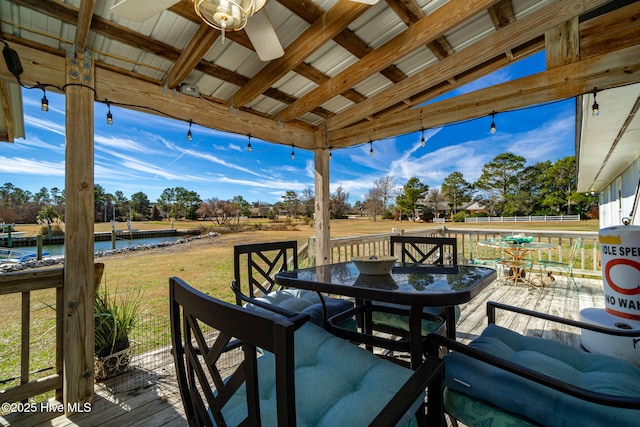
[{"xmin": 1, "ymin": 0, "xmax": 639, "ymax": 150}]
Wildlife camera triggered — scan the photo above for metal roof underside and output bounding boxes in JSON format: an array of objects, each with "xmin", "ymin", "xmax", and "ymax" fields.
[{"xmin": 1, "ymin": 0, "xmax": 639, "ymax": 152}]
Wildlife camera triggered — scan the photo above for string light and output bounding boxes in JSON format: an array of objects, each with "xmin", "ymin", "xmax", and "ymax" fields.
[
  {"xmin": 187, "ymin": 120, "xmax": 193, "ymax": 141},
  {"xmin": 490, "ymin": 111, "xmax": 496, "ymax": 135},
  {"xmin": 592, "ymin": 87, "xmax": 600, "ymax": 117},
  {"xmin": 329, "ymin": 149, "xmax": 332, "ymax": 160},
  {"xmin": 369, "ymin": 140, "xmax": 374, "ymax": 157},
  {"xmin": 291, "ymin": 144, "xmax": 295, "ymax": 160},
  {"xmin": 420, "ymin": 128, "xmax": 425, "ymax": 147},
  {"xmin": 247, "ymin": 134, "xmax": 252, "ymax": 152},
  {"xmin": 106, "ymin": 102, "xmax": 113, "ymax": 125},
  {"xmin": 41, "ymin": 88, "xmax": 48, "ymax": 112}
]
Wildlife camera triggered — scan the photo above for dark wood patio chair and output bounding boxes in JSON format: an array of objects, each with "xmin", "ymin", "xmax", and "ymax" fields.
[
  {"xmin": 426, "ymin": 302, "xmax": 640, "ymax": 427},
  {"xmin": 230, "ymin": 240, "xmax": 353, "ymax": 326},
  {"xmin": 170, "ymin": 276, "xmax": 444, "ymax": 426}
]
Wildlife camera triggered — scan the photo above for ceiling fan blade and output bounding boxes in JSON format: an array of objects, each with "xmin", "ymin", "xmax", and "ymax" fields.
[
  {"xmin": 244, "ymin": 10, "xmax": 284, "ymax": 62},
  {"xmin": 349, "ymin": 0, "xmax": 379, "ymax": 4},
  {"xmin": 110, "ymin": 0, "xmax": 180, "ymax": 22}
]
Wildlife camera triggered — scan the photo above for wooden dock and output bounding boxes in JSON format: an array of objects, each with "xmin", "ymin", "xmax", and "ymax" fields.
[{"xmin": 1, "ymin": 276, "xmax": 605, "ymax": 426}]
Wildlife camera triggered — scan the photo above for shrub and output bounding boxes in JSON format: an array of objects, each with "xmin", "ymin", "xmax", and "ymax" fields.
[{"xmin": 452, "ymin": 211, "xmax": 467, "ymax": 222}]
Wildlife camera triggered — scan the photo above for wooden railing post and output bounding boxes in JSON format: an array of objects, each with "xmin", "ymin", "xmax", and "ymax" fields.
[{"xmin": 307, "ymin": 236, "xmax": 316, "ymax": 266}]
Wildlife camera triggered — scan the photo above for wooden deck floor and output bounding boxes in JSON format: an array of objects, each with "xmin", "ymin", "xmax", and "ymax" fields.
[{"xmin": 2, "ymin": 276, "xmax": 604, "ymax": 427}]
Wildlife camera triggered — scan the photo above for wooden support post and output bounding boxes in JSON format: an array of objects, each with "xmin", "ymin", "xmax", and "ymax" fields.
[
  {"xmin": 63, "ymin": 50, "xmax": 95, "ymax": 413},
  {"xmin": 314, "ymin": 148, "xmax": 331, "ymax": 266}
]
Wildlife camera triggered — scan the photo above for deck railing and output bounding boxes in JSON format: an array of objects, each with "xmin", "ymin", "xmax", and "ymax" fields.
[
  {"xmin": 0, "ymin": 268, "xmax": 63, "ymax": 405},
  {"xmin": 308, "ymin": 227, "xmax": 601, "ymax": 276}
]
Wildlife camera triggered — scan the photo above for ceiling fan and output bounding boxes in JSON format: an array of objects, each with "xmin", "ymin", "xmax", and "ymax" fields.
[{"xmin": 110, "ymin": 0, "xmax": 378, "ymax": 61}]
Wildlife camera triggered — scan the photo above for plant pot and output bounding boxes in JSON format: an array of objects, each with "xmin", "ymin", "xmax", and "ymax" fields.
[{"xmin": 94, "ymin": 338, "xmax": 132, "ymax": 380}]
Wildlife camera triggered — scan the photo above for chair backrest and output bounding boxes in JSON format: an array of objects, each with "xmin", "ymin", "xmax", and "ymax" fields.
[
  {"xmin": 233, "ymin": 240, "xmax": 298, "ymax": 305},
  {"xmin": 468, "ymin": 235, "xmax": 478, "ymax": 260},
  {"xmin": 170, "ymin": 276, "xmax": 303, "ymax": 427},
  {"xmin": 568, "ymin": 237, "xmax": 583, "ymax": 261},
  {"xmin": 390, "ymin": 235, "xmax": 458, "ymax": 265}
]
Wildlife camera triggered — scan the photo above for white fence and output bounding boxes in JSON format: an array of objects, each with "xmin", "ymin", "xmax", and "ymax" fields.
[{"xmin": 465, "ymin": 215, "xmax": 580, "ymax": 223}]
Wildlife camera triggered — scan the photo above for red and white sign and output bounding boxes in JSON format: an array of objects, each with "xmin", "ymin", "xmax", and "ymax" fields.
[{"xmin": 600, "ymin": 225, "xmax": 640, "ymax": 320}]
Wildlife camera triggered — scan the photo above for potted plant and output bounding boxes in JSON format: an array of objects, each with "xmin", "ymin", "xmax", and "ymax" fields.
[{"xmin": 94, "ymin": 283, "xmax": 142, "ymax": 380}]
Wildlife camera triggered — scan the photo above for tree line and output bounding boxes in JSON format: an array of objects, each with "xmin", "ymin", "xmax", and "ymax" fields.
[{"xmin": 0, "ymin": 153, "xmax": 597, "ymax": 225}]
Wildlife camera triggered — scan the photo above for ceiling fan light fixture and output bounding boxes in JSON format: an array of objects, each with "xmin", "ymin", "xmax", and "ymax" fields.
[{"xmin": 194, "ymin": 0, "xmax": 267, "ymax": 37}]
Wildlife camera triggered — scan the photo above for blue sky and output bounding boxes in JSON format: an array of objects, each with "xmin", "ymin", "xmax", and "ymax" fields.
[{"xmin": 0, "ymin": 52, "xmax": 575, "ymax": 205}]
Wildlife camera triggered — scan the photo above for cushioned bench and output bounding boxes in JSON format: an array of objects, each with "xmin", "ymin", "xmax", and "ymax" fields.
[{"xmin": 427, "ymin": 302, "xmax": 640, "ymax": 427}]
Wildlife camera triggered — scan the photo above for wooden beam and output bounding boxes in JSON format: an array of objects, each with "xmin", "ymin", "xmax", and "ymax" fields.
[
  {"xmin": 0, "ymin": 81, "xmax": 15, "ymax": 142},
  {"xmin": 546, "ymin": 17, "xmax": 580, "ymax": 68},
  {"xmin": 488, "ymin": 0, "xmax": 516, "ymax": 59},
  {"xmin": 278, "ymin": 0, "xmax": 407, "ymax": 84},
  {"xmin": 328, "ymin": 43, "xmax": 640, "ymax": 147},
  {"xmin": 0, "ymin": 43, "xmax": 316, "ymax": 149},
  {"xmin": 227, "ymin": 1, "xmax": 370, "ymax": 108},
  {"xmin": 276, "ymin": 0, "xmax": 500, "ymax": 123},
  {"xmin": 63, "ymin": 51, "xmax": 95, "ymax": 414},
  {"xmin": 74, "ymin": 0, "xmax": 95, "ymax": 52},
  {"xmin": 371, "ymin": 40, "xmax": 542, "ymax": 124},
  {"xmin": 386, "ymin": 0, "xmax": 455, "ymax": 61},
  {"xmin": 165, "ymin": 24, "xmax": 219, "ymax": 89},
  {"xmin": 325, "ymin": 0, "xmax": 612, "ymax": 131}
]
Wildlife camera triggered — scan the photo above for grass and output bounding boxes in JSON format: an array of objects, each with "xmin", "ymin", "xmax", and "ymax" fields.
[{"xmin": 0, "ymin": 217, "xmax": 599, "ymax": 400}]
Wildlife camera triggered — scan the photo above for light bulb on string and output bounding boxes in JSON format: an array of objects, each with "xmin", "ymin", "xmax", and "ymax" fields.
[
  {"xmin": 592, "ymin": 87, "xmax": 600, "ymax": 117},
  {"xmin": 106, "ymin": 103, "xmax": 113, "ymax": 125},
  {"xmin": 187, "ymin": 120, "xmax": 193, "ymax": 141},
  {"xmin": 291, "ymin": 144, "xmax": 295, "ymax": 160},
  {"xmin": 247, "ymin": 134, "xmax": 252, "ymax": 152},
  {"xmin": 369, "ymin": 140, "xmax": 374, "ymax": 157},
  {"xmin": 41, "ymin": 88, "xmax": 48, "ymax": 112},
  {"xmin": 490, "ymin": 111, "xmax": 496, "ymax": 135},
  {"xmin": 420, "ymin": 128, "xmax": 425, "ymax": 147}
]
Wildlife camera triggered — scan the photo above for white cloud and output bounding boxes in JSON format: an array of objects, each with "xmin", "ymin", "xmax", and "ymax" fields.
[
  {"xmin": 24, "ymin": 115, "xmax": 66, "ymax": 136},
  {"xmin": 0, "ymin": 156, "xmax": 64, "ymax": 175}
]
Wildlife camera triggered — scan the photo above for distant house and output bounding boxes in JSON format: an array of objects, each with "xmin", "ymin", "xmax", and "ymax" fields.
[
  {"xmin": 419, "ymin": 200, "xmax": 488, "ymax": 220},
  {"xmin": 576, "ymin": 83, "xmax": 640, "ymax": 228}
]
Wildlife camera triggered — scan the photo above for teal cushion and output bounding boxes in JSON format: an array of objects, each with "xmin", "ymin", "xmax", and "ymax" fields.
[
  {"xmin": 444, "ymin": 388, "xmax": 537, "ymax": 427},
  {"xmin": 220, "ymin": 322, "xmax": 422, "ymax": 426},
  {"xmin": 444, "ymin": 324, "xmax": 640, "ymax": 427},
  {"xmin": 371, "ymin": 302, "xmax": 458, "ymax": 335},
  {"xmin": 246, "ymin": 289, "xmax": 354, "ymax": 325}
]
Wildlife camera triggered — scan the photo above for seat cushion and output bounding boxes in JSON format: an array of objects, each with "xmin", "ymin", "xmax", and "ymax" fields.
[
  {"xmin": 444, "ymin": 388, "xmax": 537, "ymax": 427},
  {"xmin": 220, "ymin": 322, "xmax": 422, "ymax": 426},
  {"xmin": 444, "ymin": 323, "xmax": 640, "ymax": 427},
  {"xmin": 246, "ymin": 288, "xmax": 354, "ymax": 325},
  {"xmin": 371, "ymin": 302, "xmax": 459, "ymax": 335}
]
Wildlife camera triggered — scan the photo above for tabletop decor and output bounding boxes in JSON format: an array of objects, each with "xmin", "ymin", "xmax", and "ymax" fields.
[{"xmin": 352, "ymin": 255, "xmax": 397, "ymax": 275}]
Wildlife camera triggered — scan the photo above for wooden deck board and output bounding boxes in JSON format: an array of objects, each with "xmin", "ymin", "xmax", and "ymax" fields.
[{"xmin": 1, "ymin": 277, "xmax": 605, "ymax": 427}]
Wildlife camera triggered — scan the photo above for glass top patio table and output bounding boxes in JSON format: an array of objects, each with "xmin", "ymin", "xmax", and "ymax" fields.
[{"xmin": 275, "ymin": 262, "xmax": 497, "ymax": 368}]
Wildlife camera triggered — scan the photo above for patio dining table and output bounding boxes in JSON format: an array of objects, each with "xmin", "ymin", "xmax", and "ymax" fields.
[
  {"xmin": 275, "ymin": 262, "xmax": 496, "ymax": 369},
  {"xmin": 479, "ymin": 238, "xmax": 557, "ymax": 284}
]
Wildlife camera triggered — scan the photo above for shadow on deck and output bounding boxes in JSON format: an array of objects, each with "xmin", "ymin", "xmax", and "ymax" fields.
[{"xmin": 1, "ymin": 275, "xmax": 604, "ymax": 427}]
